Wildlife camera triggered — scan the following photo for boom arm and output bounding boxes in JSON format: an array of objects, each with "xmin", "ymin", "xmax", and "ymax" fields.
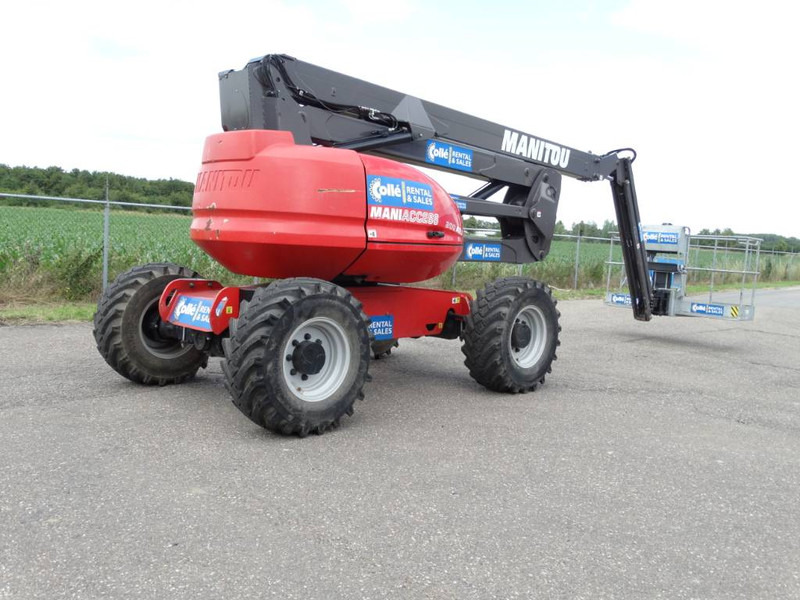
[{"xmin": 218, "ymin": 54, "xmax": 652, "ymax": 320}]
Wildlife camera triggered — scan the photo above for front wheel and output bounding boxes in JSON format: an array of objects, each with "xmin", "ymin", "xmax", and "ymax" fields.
[
  {"xmin": 462, "ymin": 277, "xmax": 560, "ymax": 393},
  {"xmin": 222, "ymin": 278, "xmax": 371, "ymax": 436}
]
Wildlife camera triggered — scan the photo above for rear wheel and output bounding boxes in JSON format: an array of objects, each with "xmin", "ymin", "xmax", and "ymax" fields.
[
  {"xmin": 222, "ymin": 278, "xmax": 371, "ymax": 436},
  {"xmin": 462, "ymin": 277, "xmax": 560, "ymax": 393},
  {"xmin": 93, "ymin": 263, "xmax": 208, "ymax": 385}
]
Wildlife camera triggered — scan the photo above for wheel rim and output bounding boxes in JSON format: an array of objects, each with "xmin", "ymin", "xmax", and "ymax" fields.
[
  {"xmin": 509, "ymin": 304, "xmax": 547, "ymax": 369},
  {"xmin": 138, "ymin": 298, "xmax": 194, "ymax": 360},
  {"xmin": 282, "ymin": 317, "xmax": 351, "ymax": 403}
]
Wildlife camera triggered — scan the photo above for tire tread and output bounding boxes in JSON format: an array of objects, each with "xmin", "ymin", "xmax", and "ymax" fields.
[
  {"xmin": 223, "ymin": 278, "xmax": 370, "ymax": 436},
  {"xmin": 462, "ymin": 277, "xmax": 561, "ymax": 393},
  {"xmin": 93, "ymin": 262, "xmax": 204, "ymax": 385}
]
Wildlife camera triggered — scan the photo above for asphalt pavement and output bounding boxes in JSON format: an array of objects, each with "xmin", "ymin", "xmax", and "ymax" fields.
[{"xmin": 1, "ymin": 288, "xmax": 799, "ymax": 599}]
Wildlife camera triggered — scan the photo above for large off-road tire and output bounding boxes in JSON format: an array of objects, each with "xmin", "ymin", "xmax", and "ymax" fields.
[
  {"xmin": 222, "ymin": 278, "xmax": 371, "ymax": 437},
  {"xmin": 93, "ymin": 263, "xmax": 208, "ymax": 385},
  {"xmin": 462, "ymin": 277, "xmax": 560, "ymax": 393}
]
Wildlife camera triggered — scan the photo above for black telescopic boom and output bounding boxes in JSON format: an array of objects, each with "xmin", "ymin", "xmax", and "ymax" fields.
[{"xmin": 610, "ymin": 158, "xmax": 653, "ymax": 321}]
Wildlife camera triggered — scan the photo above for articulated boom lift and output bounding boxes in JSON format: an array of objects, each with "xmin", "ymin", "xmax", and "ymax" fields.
[
  {"xmin": 93, "ymin": 54, "xmax": 655, "ymax": 436},
  {"xmin": 217, "ymin": 54, "xmax": 653, "ymax": 320}
]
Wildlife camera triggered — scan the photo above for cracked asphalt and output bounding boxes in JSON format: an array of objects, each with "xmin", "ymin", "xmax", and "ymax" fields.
[{"xmin": 1, "ymin": 288, "xmax": 799, "ymax": 599}]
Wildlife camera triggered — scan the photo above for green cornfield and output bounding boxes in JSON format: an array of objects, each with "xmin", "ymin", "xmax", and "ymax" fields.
[
  {"xmin": 1, "ymin": 203, "xmax": 797, "ymax": 303},
  {"xmin": 0, "ymin": 204, "xmax": 243, "ymax": 301}
]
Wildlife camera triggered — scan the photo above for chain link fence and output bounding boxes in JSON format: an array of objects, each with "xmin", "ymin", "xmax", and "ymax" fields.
[
  {"xmin": 0, "ymin": 193, "xmax": 240, "ymax": 302},
  {"xmin": 2, "ymin": 192, "xmax": 797, "ymax": 302}
]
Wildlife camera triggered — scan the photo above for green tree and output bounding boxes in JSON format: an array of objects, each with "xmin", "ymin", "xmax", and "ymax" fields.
[{"xmin": 0, "ymin": 164, "xmax": 193, "ymax": 211}]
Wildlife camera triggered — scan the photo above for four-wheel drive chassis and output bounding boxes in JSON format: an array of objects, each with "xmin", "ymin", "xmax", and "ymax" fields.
[{"xmin": 159, "ymin": 278, "xmax": 473, "ymax": 352}]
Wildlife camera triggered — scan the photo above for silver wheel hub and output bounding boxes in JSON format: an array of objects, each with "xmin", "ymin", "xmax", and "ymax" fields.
[
  {"xmin": 509, "ymin": 305, "xmax": 547, "ymax": 368},
  {"xmin": 282, "ymin": 317, "xmax": 350, "ymax": 402}
]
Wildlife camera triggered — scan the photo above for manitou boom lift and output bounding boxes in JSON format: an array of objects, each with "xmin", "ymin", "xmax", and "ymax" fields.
[
  {"xmin": 217, "ymin": 55, "xmax": 653, "ymax": 320},
  {"xmin": 94, "ymin": 54, "xmax": 656, "ymax": 436}
]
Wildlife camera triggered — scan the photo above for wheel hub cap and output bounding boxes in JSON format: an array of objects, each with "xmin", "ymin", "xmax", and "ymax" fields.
[
  {"xmin": 509, "ymin": 305, "xmax": 548, "ymax": 369},
  {"xmin": 511, "ymin": 320, "xmax": 532, "ymax": 350},
  {"xmin": 291, "ymin": 340, "xmax": 326, "ymax": 375},
  {"xmin": 282, "ymin": 317, "xmax": 352, "ymax": 403}
]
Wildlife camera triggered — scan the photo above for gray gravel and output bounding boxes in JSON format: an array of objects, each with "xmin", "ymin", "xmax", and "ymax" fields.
[{"xmin": 2, "ymin": 288, "xmax": 799, "ymax": 599}]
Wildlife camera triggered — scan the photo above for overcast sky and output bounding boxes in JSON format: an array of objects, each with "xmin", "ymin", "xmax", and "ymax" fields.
[{"xmin": 1, "ymin": 0, "xmax": 798, "ymax": 237}]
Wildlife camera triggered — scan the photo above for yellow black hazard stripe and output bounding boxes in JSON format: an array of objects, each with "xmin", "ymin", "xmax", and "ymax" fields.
[{"xmin": 731, "ymin": 305, "xmax": 740, "ymax": 318}]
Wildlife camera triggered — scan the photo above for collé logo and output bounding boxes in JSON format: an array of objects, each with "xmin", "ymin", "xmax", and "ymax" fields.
[
  {"xmin": 691, "ymin": 303, "xmax": 724, "ymax": 317},
  {"xmin": 367, "ymin": 175, "xmax": 434, "ymax": 211},
  {"xmin": 611, "ymin": 293, "xmax": 632, "ymax": 306},
  {"xmin": 426, "ymin": 142, "xmax": 447, "ymax": 162},
  {"xmin": 464, "ymin": 242, "xmax": 501, "ymax": 262},
  {"xmin": 368, "ymin": 177, "xmax": 402, "ymax": 204},
  {"xmin": 171, "ymin": 296, "xmax": 212, "ymax": 327},
  {"xmin": 425, "ymin": 141, "xmax": 473, "ymax": 172}
]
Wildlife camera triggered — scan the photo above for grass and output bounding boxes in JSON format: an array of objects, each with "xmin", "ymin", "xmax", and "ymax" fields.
[{"xmin": 0, "ymin": 301, "xmax": 95, "ymax": 325}]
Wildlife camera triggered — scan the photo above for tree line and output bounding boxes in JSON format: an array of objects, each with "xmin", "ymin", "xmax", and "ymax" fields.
[{"xmin": 0, "ymin": 164, "xmax": 193, "ymax": 209}]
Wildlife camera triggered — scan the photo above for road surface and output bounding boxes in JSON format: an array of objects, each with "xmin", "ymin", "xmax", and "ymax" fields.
[{"xmin": 2, "ymin": 288, "xmax": 799, "ymax": 599}]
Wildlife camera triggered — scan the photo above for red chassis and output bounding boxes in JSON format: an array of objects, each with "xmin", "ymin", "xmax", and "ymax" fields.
[{"xmin": 159, "ymin": 278, "xmax": 472, "ymax": 341}]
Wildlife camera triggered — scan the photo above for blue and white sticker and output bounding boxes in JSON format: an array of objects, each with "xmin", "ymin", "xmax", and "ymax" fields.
[
  {"xmin": 170, "ymin": 296, "xmax": 213, "ymax": 329},
  {"xmin": 644, "ymin": 231, "xmax": 679, "ymax": 245},
  {"xmin": 367, "ymin": 175, "xmax": 434, "ymax": 212},
  {"xmin": 690, "ymin": 302, "xmax": 725, "ymax": 317},
  {"xmin": 450, "ymin": 195, "xmax": 468, "ymax": 212},
  {"xmin": 425, "ymin": 140, "xmax": 473, "ymax": 172},
  {"xmin": 369, "ymin": 315, "xmax": 394, "ymax": 341},
  {"xmin": 658, "ymin": 232, "xmax": 679, "ymax": 244},
  {"xmin": 652, "ymin": 257, "xmax": 684, "ymax": 265},
  {"xmin": 464, "ymin": 242, "xmax": 501, "ymax": 262},
  {"xmin": 610, "ymin": 293, "xmax": 632, "ymax": 306}
]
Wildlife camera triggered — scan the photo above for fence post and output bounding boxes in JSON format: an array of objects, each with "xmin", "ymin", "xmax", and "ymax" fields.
[
  {"xmin": 102, "ymin": 177, "xmax": 110, "ymax": 290},
  {"xmin": 573, "ymin": 231, "xmax": 582, "ymax": 289},
  {"xmin": 451, "ymin": 262, "xmax": 458, "ymax": 289},
  {"xmin": 709, "ymin": 237, "xmax": 718, "ymax": 301}
]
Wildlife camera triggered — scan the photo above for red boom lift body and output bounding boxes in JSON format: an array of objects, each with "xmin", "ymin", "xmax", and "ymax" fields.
[{"xmin": 94, "ymin": 54, "xmax": 654, "ymax": 436}]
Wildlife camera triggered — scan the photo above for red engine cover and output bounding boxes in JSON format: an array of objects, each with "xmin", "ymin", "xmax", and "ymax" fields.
[
  {"xmin": 343, "ymin": 155, "xmax": 462, "ymax": 282},
  {"xmin": 191, "ymin": 130, "xmax": 463, "ymax": 283}
]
